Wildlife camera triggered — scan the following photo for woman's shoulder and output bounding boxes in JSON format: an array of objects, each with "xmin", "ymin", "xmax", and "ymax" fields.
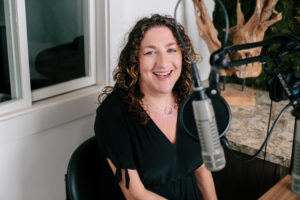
[
  {"xmin": 96, "ymin": 90, "xmax": 128, "ymax": 119},
  {"xmin": 98, "ymin": 90, "xmax": 122, "ymax": 106}
]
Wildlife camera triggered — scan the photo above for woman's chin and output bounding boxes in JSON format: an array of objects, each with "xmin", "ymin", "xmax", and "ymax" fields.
[{"xmin": 155, "ymin": 86, "xmax": 174, "ymax": 95}]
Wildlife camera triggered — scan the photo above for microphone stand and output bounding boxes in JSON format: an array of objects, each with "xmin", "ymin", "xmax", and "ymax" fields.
[
  {"xmin": 270, "ymin": 51, "xmax": 300, "ymax": 195},
  {"xmin": 291, "ymin": 103, "xmax": 300, "ymax": 194},
  {"xmin": 210, "ymin": 33, "xmax": 300, "ymax": 195}
]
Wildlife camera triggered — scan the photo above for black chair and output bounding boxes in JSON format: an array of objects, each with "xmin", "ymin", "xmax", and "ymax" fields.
[{"xmin": 65, "ymin": 136, "xmax": 125, "ymax": 200}]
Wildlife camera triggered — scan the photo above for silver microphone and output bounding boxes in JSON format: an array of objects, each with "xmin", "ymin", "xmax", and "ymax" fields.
[{"xmin": 192, "ymin": 90, "xmax": 226, "ymax": 171}]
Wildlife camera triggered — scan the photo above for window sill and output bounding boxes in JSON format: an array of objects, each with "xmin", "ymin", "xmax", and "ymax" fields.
[{"xmin": 0, "ymin": 85, "xmax": 104, "ymax": 145}]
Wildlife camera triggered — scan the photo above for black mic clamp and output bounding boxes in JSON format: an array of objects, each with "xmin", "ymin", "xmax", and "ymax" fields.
[{"xmin": 209, "ymin": 47, "xmax": 229, "ymax": 69}]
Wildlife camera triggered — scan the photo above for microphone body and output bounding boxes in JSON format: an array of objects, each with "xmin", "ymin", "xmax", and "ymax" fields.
[
  {"xmin": 292, "ymin": 119, "xmax": 300, "ymax": 195},
  {"xmin": 192, "ymin": 91, "xmax": 226, "ymax": 171}
]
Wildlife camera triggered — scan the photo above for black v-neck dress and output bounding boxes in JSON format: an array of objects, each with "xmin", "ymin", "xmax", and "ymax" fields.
[{"xmin": 94, "ymin": 91, "xmax": 203, "ymax": 200}]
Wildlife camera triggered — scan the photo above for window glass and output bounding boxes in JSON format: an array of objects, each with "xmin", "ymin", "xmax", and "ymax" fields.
[
  {"xmin": 0, "ymin": 1, "xmax": 9, "ymax": 102},
  {"xmin": 25, "ymin": 0, "xmax": 86, "ymax": 90},
  {"xmin": 0, "ymin": 0, "xmax": 21, "ymax": 104}
]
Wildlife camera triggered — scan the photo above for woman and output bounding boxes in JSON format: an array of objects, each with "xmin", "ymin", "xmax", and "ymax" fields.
[{"xmin": 94, "ymin": 14, "xmax": 217, "ymax": 200}]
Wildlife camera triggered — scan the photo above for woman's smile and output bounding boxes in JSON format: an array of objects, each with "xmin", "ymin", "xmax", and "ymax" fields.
[
  {"xmin": 139, "ymin": 26, "xmax": 182, "ymax": 96},
  {"xmin": 153, "ymin": 70, "xmax": 173, "ymax": 79}
]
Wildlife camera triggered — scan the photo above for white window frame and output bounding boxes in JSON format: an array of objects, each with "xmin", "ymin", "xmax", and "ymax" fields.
[
  {"xmin": 0, "ymin": 0, "xmax": 31, "ymax": 114},
  {"xmin": 30, "ymin": 0, "xmax": 97, "ymax": 101},
  {"xmin": 0, "ymin": 0, "xmax": 111, "ymax": 145}
]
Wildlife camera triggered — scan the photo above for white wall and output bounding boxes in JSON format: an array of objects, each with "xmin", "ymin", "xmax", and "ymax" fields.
[
  {"xmin": 0, "ymin": 114, "xmax": 95, "ymax": 200},
  {"xmin": 0, "ymin": 1, "xmax": 214, "ymax": 199}
]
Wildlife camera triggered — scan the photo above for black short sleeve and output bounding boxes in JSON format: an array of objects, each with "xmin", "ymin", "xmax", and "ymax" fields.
[{"xmin": 94, "ymin": 92, "xmax": 136, "ymax": 171}]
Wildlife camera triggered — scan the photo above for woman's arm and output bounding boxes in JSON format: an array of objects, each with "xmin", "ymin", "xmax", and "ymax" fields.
[
  {"xmin": 194, "ymin": 164, "xmax": 218, "ymax": 200},
  {"xmin": 107, "ymin": 158, "xmax": 167, "ymax": 200}
]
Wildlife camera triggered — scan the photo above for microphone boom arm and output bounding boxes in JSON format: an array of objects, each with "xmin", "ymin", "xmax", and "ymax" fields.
[
  {"xmin": 210, "ymin": 34, "xmax": 300, "ymax": 70},
  {"xmin": 211, "ymin": 33, "xmax": 300, "ymax": 195}
]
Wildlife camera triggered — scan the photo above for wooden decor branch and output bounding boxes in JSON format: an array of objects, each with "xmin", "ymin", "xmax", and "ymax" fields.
[{"xmin": 192, "ymin": 0, "xmax": 282, "ymax": 78}]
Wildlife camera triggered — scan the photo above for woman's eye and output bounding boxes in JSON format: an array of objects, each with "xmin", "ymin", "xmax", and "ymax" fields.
[
  {"xmin": 144, "ymin": 51, "xmax": 156, "ymax": 55},
  {"xmin": 167, "ymin": 48, "xmax": 177, "ymax": 53}
]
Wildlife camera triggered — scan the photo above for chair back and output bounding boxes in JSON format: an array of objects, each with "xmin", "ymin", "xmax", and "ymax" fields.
[{"xmin": 65, "ymin": 136, "xmax": 125, "ymax": 200}]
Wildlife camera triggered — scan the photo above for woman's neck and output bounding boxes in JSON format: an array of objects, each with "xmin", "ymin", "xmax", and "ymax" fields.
[{"xmin": 142, "ymin": 93, "xmax": 176, "ymax": 109}]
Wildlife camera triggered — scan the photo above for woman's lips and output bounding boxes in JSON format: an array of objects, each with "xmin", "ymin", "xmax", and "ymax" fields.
[{"xmin": 153, "ymin": 70, "xmax": 172, "ymax": 78}]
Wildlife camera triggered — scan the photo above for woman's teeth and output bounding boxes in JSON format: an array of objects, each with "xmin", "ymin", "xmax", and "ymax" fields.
[{"xmin": 154, "ymin": 71, "xmax": 171, "ymax": 77}]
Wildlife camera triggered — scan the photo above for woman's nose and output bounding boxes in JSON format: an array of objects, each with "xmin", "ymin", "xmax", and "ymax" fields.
[{"xmin": 156, "ymin": 52, "xmax": 168, "ymax": 68}]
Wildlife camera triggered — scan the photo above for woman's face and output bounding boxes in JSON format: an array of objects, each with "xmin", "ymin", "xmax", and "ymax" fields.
[{"xmin": 138, "ymin": 26, "xmax": 182, "ymax": 97}]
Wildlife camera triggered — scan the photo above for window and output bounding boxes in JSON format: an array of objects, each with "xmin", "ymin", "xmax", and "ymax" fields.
[
  {"xmin": 0, "ymin": 0, "xmax": 31, "ymax": 115},
  {"xmin": 25, "ymin": 0, "xmax": 96, "ymax": 101},
  {"xmin": 0, "ymin": 0, "xmax": 21, "ymax": 104},
  {"xmin": 26, "ymin": 0, "xmax": 86, "ymax": 90},
  {"xmin": 0, "ymin": 0, "xmax": 111, "ymax": 145},
  {"xmin": 0, "ymin": 0, "xmax": 98, "ymax": 115}
]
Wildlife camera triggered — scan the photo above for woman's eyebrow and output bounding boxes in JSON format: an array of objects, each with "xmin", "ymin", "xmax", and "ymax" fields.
[
  {"xmin": 141, "ymin": 45, "xmax": 156, "ymax": 49},
  {"xmin": 141, "ymin": 42, "xmax": 177, "ymax": 50},
  {"xmin": 166, "ymin": 42, "xmax": 177, "ymax": 47}
]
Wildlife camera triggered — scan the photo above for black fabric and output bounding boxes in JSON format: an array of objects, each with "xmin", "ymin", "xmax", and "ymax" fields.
[
  {"xmin": 65, "ymin": 137, "xmax": 125, "ymax": 200},
  {"xmin": 94, "ymin": 91, "xmax": 204, "ymax": 200}
]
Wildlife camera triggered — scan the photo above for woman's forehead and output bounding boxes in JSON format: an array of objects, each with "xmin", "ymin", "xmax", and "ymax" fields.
[{"xmin": 140, "ymin": 26, "xmax": 178, "ymax": 47}]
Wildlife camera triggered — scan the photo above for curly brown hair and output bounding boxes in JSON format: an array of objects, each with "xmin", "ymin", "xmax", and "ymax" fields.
[{"xmin": 99, "ymin": 14, "xmax": 198, "ymax": 124}]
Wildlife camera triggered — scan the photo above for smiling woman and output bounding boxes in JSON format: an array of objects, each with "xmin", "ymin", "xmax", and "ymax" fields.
[{"xmin": 94, "ymin": 14, "xmax": 218, "ymax": 200}]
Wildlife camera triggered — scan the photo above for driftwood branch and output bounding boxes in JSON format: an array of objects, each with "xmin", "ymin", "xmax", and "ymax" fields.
[
  {"xmin": 192, "ymin": 0, "xmax": 236, "ymax": 75},
  {"xmin": 193, "ymin": 0, "xmax": 282, "ymax": 78},
  {"xmin": 193, "ymin": 0, "xmax": 221, "ymax": 53}
]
